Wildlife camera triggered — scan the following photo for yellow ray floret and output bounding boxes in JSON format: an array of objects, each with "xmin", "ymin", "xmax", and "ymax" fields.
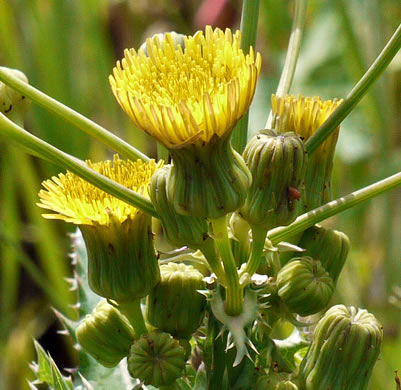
[
  {"xmin": 110, "ymin": 26, "xmax": 262, "ymax": 149},
  {"xmin": 271, "ymin": 94, "xmax": 343, "ymax": 140},
  {"xmin": 37, "ymin": 155, "xmax": 163, "ymax": 226}
]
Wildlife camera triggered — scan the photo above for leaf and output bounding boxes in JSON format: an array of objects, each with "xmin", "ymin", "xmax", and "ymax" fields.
[
  {"xmin": 32, "ymin": 340, "xmax": 53, "ymax": 384},
  {"xmin": 193, "ymin": 363, "xmax": 207, "ymax": 390},
  {"xmin": 50, "ymin": 358, "xmax": 74, "ymax": 390}
]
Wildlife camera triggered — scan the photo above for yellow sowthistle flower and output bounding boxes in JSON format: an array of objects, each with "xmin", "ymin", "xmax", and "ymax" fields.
[
  {"xmin": 109, "ymin": 26, "xmax": 262, "ymax": 149},
  {"xmin": 271, "ymin": 94, "xmax": 343, "ymax": 153},
  {"xmin": 271, "ymin": 94, "xmax": 344, "ymax": 210},
  {"xmin": 38, "ymin": 155, "xmax": 161, "ymax": 225},
  {"xmin": 38, "ymin": 155, "xmax": 163, "ymax": 302}
]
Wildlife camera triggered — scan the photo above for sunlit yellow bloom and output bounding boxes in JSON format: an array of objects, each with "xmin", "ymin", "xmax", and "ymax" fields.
[
  {"xmin": 110, "ymin": 26, "xmax": 262, "ymax": 149},
  {"xmin": 271, "ymin": 95, "xmax": 344, "ymax": 210},
  {"xmin": 271, "ymin": 94, "xmax": 343, "ymax": 150},
  {"xmin": 38, "ymin": 155, "xmax": 162, "ymax": 226}
]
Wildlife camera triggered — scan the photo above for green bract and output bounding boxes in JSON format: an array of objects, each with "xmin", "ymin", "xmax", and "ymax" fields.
[
  {"xmin": 150, "ymin": 164, "xmax": 210, "ymax": 249},
  {"xmin": 167, "ymin": 135, "xmax": 252, "ymax": 218}
]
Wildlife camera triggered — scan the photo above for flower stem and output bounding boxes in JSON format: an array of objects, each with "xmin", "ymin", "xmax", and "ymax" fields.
[
  {"xmin": 199, "ymin": 239, "xmax": 227, "ymax": 286},
  {"xmin": 210, "ymin": 216, "xmax": 243, "ymax": 316},
  {"xmin": 231, "ymin": 0, "xmax": 260, "ymax": 153},
  {"xmin": 243, "ymin": 226, "xmax": 268, "ymax": 277},
  {"xmin": 305, "ymin": 23, "xmax": 401, "ymax": 155},
  {"xmin": 266, "ymin": 0, "xmax": 308, "ymax": 128},
  {"xmin": 268, "ymin": 171, "xmax": 401, "ymax": 245},
  {"xmin": 117, "ymin": 299, "xmax": 147, "ymax": 337},
  {"xmin": 0, "ymin": 66, "xmax": 149, "ymax": 162},
  {"xmin": 0, "ymin": 112, "xmax": 157, "ymax": 217}
]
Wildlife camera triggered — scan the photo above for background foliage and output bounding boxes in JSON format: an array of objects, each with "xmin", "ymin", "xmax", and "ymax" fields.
[{"xmin": 0, "ymin": 0, "xmax": 400, "ymax": 389}]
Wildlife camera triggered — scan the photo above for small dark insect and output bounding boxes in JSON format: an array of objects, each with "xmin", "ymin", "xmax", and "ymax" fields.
[{"xmin": 288, "ymin": 186, "xmax": 301, "ymax": 201}]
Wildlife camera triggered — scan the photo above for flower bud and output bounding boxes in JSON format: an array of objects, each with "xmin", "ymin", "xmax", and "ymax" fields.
[
  {"xmin": 299, "ymin": 305, "xmax": 383, "ymax": 390},
  {"xmin": 76, "ymin": 300, "xmax": 135, "ymax": 367},
  {"xmin": 128, "ymin": 331, "xmax": 186, "ymax": 387},
  {"xmin": 240, "ymin": 130, "xmax": 307, "ymax": 230},
  {"xmin": 80, "ymin": 210, "xmax": 160, "ymax": 302},
  {"xmin": 146, "ymin": 262, "xmax": 206, "ymax": 338},
  {"xmin": 150, "ymin": 165, "xmax": 209, "ymax": 249},
  {"xmin": 256, "ymin": 373, "xmax": 299, "ymax": 390},
  {"xmin": 0, "ymin": 67, "xmax": 31, "ymax": 123},
  {"xmin": 168, "ymin": 136, "xmax": 252, "ymax": 218},
  {"xmin": 276, "ymin": 257, "xmax": 334, "ymax": 316},
  {"xmin": 298, "ymin": 225, "xmax": 350, "ymax": 283}
]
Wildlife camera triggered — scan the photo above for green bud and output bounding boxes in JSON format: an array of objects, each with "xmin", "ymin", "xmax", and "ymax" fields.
[
  {"xmin": 0, "ymin": 67, "xmax": 31, "ymax": 123},
  {"xmin": 128, "ymin": 331, "xmax": 186, "ymax": 387},
  {"xmin": 76, "ymin": 300, "xmax": 135, "ymax": 367},
  {"xmin": 150, "ymin": 165, "xmax": 209, "ymax": 249},
  {"xmin": 167, "ymin": 135, "xmax": 251, "ymax": 218},
  {"xmin": 299, "ymin": 305, "xmax": 383, "ymax": 390},
  {"xmin": 276, "ymin": 257, "xmax": 334, "ymax": 316},
  {"xmin": 298, "ymin": 225, "xmax": 350, "ymax": 283},
  {"xmin": 80, "ymin": 211, "xmax": 160, "ymax": 302},
  {"xmin": 256, "ymin": 373, "xmax": 299, "ymax": 390},
  {"xmin": 240, "ymin": 130, "xmax": 307, "ymax": 230},
  {"xmin": 146, "ymin": 262, "xmax": 206, "ymax": 338}
]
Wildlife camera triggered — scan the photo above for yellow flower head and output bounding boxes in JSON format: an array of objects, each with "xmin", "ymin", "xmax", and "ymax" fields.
[
  {"xmin": 38, "ymin": 155, "xmax": 162, "ymax": 226},
  {"xmin": 110, "ymin": 26, "xmax": 262, "ymax": 149},
  {"xmin": 271, "ymin": 94, "xmax": 343, "ymax": 140}
]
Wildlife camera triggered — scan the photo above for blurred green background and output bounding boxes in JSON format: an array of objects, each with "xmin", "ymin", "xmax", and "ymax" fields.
[{"xmin": 0, "ymin": 0, "xmax": 400, "ymax": 389}]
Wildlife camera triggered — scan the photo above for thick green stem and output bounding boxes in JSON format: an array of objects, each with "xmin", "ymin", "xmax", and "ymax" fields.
[
  {"xmin": 210, "ymin": 216, "xmax": 243, "ymax": 316},
  {"xmin": 0, "ymin": 112, "xmax": 157, "ymax": 217},
  {"xmin": 117, "ymin": 299, "xmax": 147, "ymax": 337},
  {"xmin": 231, "ymin": 0, "xmax": 260, "ymax": 153},
  {"xmin": 266, "ymin": 0, "xmax": 308, "ymax": 128},
  {"xmin": 243, "ymin": 226, "xmax": 268, "ymax": 276},
  {"xmin": 199, "ymin": 239, "xmax": 227, "ymax": 286},
  {"xmin": 268, "ymin": 171, "xmax": 401, "ymax": 245},
  {"xmin": 305, "ymin": 23, "xmax": 401, "ymax": 155},
  {"xmin": 0, "ymin": 66, "xmax": 149, "ymax": 162}
]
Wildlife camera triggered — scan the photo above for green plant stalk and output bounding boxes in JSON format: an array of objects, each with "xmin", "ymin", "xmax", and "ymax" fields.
[
  {"xmin": 266, "ymin": 0, "xmax": 307, "ymax": 129},
  {"xmin": 231, "ymin": 0, "xmax": 260, "ymax": 153},
  {"xmin": 0, "ymin": 66, "xmax": 149, "ymax": 162},
  {"xmin": 0, "ymin": 112, "xmax": 157, "ymax": 217},
  {"xmin": 305, "ymin": 23, "xmax": 401, "ymax": 155},
  {"xmin": 243, "ymin": 226, "xmax": 268, "ymax": 276},
  {"xmin": 268, "ymin": 171, "xmax": 401, "ymax": 245},
  {"xmin": 0, "ymin": 230, "xmax": 69, "ymax": 313},
  {"xmin": 116, "ymin": 299, "xmax": 147, "ymax": 337},
  {"xmin": 0, "ymin": 148, "xmax": 20, "ymax": 316},
  {"xmin": 210, "ymin": 217, "xmax": 243, "ymax": 316}
]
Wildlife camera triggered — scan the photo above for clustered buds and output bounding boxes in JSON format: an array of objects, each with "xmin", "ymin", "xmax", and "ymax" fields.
[
  {"xmin": 299, "ymin": 305, "xmax": 383, "ymax": 389},
  {"xmin": 276, "ymin": 257, "xmax": 334, "ymax": 316},
  {"xmin": 241, "ymin": 130, "xmax": 307, "ymax": 230},
  {"xmin": 76, "ymin": 300, "xmax": 135, "ymax": 367}
]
